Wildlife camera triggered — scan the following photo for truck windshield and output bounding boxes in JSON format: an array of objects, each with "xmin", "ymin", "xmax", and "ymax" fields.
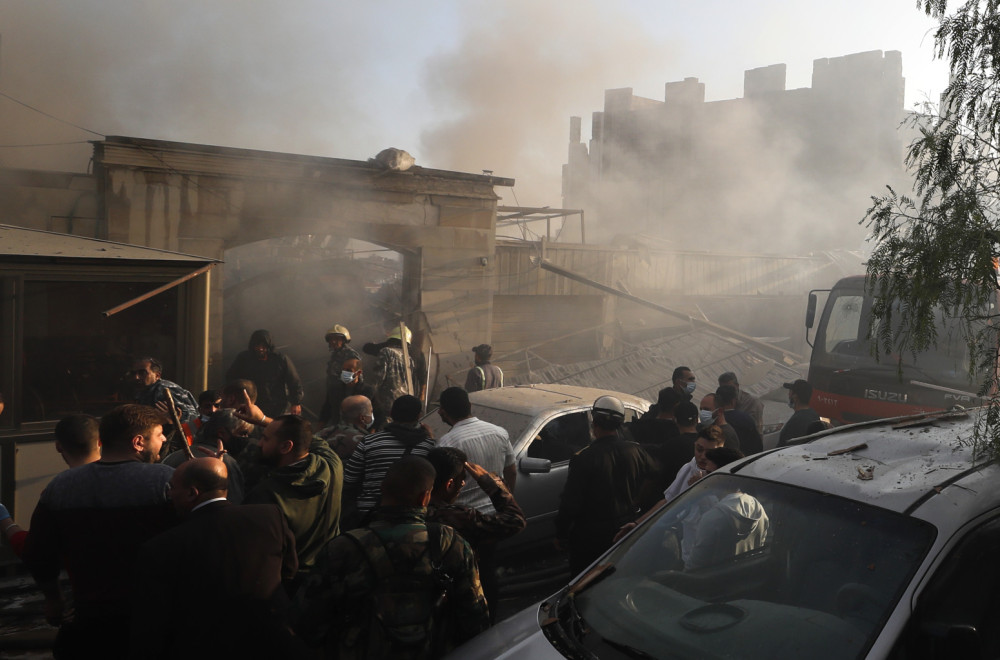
[
  {"xmin": 572, "ymin": 474, "xmax": 934, "ymax": 659},
  {"xmin": 820, "ymin": 290, "xmax": 970, "ymax": 377}
]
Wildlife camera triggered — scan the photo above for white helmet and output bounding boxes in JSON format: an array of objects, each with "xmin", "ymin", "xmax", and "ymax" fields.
[{"xmin": 592, "ymin": 395, "xmax": 625, "ymax": 428}]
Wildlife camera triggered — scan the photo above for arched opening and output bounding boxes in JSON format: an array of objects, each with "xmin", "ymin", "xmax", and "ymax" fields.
[{"xmin": 222, "ymin": 235, "xmax": 410, "ymax": 420}]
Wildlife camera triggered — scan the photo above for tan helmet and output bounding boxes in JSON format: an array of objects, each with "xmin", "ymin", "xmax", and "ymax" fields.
[
  {"xmin": 325, "ymin": 324, "xmax": 351, "ymax": 342},
  {"xmin": 387, "ymin": 324, "xmax": 412, "ymax": 344}
]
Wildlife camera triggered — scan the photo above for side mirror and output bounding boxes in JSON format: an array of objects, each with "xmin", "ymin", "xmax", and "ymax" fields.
[
  {"xmin": 519, "ymin": 457, "xmax": 552, "ymax": 474},
  {"xmin": 920, "ymin": 622, "xmax": 980, "ymax": 659},
  {"xmin": 806, "ymin": 292, "xmax": 818, "ymax": 329}
]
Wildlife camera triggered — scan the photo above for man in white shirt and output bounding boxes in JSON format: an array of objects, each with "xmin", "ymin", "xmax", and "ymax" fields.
[
  {"xmin": 663, "ymin": 425, "xmax": 725, "ymax": 503},
  {"xmin": 437, "ymin": 387, "xmax": 516, "ymax": 514}
]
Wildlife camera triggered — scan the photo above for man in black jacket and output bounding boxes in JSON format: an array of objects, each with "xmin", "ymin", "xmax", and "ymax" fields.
[
  {"xmin": 555, "ymin": 396, "xmax": 654, "ymax": 575},
  {"xmin": 226, "ymin": 329, "xmax": 304, "ymax": 418}
]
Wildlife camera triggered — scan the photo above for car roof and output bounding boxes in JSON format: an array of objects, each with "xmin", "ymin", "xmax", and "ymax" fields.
[
  {"xmin": 729, "ymin": 410, "xmax": 1000, "ymax": 525},
  {"xmin": 468, "ymin": 384, "xmax": 651, "ymax": 417}
]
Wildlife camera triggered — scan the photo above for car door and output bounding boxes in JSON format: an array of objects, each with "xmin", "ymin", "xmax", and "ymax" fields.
[
  {"xmin": 501, "ymin": 404, "xmax": 644, "ymax": 556},
  {"xmin": 888, "ymin": 514, "xmax": 1000, "ymax": 659}
]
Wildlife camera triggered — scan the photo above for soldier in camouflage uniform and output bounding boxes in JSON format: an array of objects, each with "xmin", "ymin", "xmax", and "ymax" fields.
[
  {"xmin": 295, "ymin": 456, "xmax": 489, "ymax": 659},
  {"xmin": 426, "ymin": 447, "xmax": 526, "ymax": 623},
  {"xmin": 321, "ymin": 325, "xmax": 362, "ymax": 426},
  {"xmin": 364, "ymin": 324, "xmax": 426, "ymax": 417}
]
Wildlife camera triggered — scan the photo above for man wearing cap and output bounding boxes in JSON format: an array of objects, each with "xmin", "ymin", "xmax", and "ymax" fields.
[
  {"xmin": 321, "ymin": 325, "xmax": 361, "ymax": 426},
  {"xmin": 778, "ymin": 379, "xmax": 821, "ymax": 447},
  {"xmin": 465, "ymin": 344, "xmax": 503, "ymax": 392},
  {"xmin": 555, "ymin": 395, "xmax": 654, "ymax": 574}
]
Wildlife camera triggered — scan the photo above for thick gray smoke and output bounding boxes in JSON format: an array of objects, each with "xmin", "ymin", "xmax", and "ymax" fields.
[
  {"xmin": 418, "ymin": 0, "xmax": 672, "ymax": 206},
  {"xmin": 0, "ymin": 2, "xmax": 404, "ymax": 171}
]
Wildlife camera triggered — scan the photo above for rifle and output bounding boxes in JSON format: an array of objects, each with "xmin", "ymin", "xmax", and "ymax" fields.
[{"xmin": 164, "ymin": 388, "xmax": 195, "ymax": 460}]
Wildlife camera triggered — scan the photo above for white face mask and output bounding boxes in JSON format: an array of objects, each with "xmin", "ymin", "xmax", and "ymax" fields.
[
  {"xmin": 685, "ymin": 381, "xmax": 697, "ymax": 395},
  {"xmin": 340, "ymin": 370, "xmax": 356, "ymax": 384},
  {"xmin": 699, "ymin": 409, "xmax": 714, "ymax": 425}
]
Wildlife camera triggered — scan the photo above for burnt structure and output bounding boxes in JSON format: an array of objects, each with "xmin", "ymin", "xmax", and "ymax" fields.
[{"xmin": 562, "ymin": 51, "xmax": 909, "ymax": 252}]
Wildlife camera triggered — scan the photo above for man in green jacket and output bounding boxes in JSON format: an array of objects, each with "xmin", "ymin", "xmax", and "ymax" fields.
[{"xmin": 244, "ymin": 414, "xmax": 342, "ymax": 586}]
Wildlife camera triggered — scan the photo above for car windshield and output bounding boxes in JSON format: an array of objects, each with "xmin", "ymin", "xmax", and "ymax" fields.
[{"xmin": 571, "ymin": 473, "xmax": 935, "ymax": 660}]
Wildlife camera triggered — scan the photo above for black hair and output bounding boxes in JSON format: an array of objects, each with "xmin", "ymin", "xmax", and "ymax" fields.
[
  {"xmin": 675, "ymin": 401, "xmax": 699, "ymax": 426},
  {"xmin": 439, "ymin": 387, "xmax": 472, "ymax": 419},
  {"xmin": 390, "ymin": 395, "xmax": 423, "ymax": 423},
  {"xmin": 382, "ymin": 456, "xmax": 436, "ymax": 505},
  {"xmin": 54, "ymin": 414, "xmax": 99, "ymax": 458},
  {"xmin": 672, "ymin": 366, "xmax": 691, "ymax": 382},
  {"xmin": 427, "ymin": 447, "xmax": 467, "ymax": 491},
  {"xmin": 273, "ymin": 414, "xmax": 313, "ymax": 453},
  {"xmin": 705, "ymin": 446, "xmax": 744, "ymax": 469},
  {"xmin": 100, "ymin": 405, "xmax": 169, "ymax": 451}
]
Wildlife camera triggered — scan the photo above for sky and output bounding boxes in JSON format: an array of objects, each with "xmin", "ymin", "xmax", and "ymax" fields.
[{"xmin": 0, "ymin": 0, "xmax": 949, "ymax": 207}]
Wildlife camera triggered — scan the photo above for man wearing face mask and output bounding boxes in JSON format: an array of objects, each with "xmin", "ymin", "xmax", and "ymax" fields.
[
  {"xmin": 778, "ymin": 379, "xmax": 821, "ymax": 447},
  {"xmin": 321, "ymin": 356, "xmax": 381, "ymax": 429},
  {"xmin": 698, "ymin": 393, "xmax": 741, "ymax": 452},
  {"xmin": 320, "ymin": 325, "xmax": 361, "ymax": 425},
  {"xmin": 672, "ymin": 366, "xmax": 698, "ymax": 402}
]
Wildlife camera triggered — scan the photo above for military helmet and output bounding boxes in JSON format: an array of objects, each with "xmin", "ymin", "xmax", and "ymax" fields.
[
  {"xmin": 387, "ymin": 324, "xmax": 412, "ymax": 344},
  {"xmin": 592, "ymin": 395, "xmax": 626, "ymax": 428},
  {"xmin": 325, "ymin": 324, "xmax": 351, "ymax": 342}
]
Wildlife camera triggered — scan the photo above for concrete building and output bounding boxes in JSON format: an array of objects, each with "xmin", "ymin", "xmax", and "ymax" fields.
[{"xmin": 562, "ymin": 50, "xmax": 909, "ymax": 253}]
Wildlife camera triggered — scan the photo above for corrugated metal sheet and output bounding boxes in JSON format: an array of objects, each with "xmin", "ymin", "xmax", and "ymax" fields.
[
  {"xmin": 495, "ymin": 242, "xmax": 864, "ymax": 298},
  {"xmin": 0, "ymin": 224, "xmax": 217, "ymax": 262},
  {"xmin": 506, "ymin": 328, "xmax": 801, "ymax": 403}
]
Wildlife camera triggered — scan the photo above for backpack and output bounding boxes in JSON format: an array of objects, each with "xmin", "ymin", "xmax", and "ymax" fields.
[{"xmin": 344, "ymin": 524, "xmax": 455, "ymax": 659}]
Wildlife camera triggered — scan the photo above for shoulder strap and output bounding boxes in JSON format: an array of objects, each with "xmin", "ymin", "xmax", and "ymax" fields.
[
  {"xmin": 345, "ymin": 529, "xmax": 396, "ymax": 581},
  {"xmin": 475, "ymin": 366, "xmax": 486, "ymax": 388},
  {"xmin": 496, "ymin": 365, "xmax": 503, "ymax": 387}
]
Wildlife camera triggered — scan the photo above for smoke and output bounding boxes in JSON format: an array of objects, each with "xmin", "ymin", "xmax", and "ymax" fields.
[
  {"xmin": 0, "ymin": 2, "xmax": 414, "ymax": 171},
  {"xmin": 418, "ymin": 0, "xmax": 673, "ymax": 206}
]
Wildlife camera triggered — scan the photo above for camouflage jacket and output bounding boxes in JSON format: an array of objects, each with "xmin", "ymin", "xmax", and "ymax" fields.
[
  {"xmin": 134, "ymin": 378, "xmax": 198, "ymax": 424},
  {"xmin": 294, "ymin": 506, "xmax": 489, "ymax": 659},
  {"xmin": 427, "ymin": 473, "xmax": 526, "ymax": 553},
  {"xmin": 372, "ymin": 345, "xmax": 415, "ymax": 414}
]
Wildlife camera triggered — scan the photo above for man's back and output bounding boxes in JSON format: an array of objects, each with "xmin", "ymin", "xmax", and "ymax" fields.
[
  {"xmin": 343, "ymin": 424, "xmax": 435, "ymax": 513},
  {"xmin": 244, "ymin": 448, "xmax": 342, "ymax": 571},
  {"xmin": 724, "ymin": 409, "xmax": 763, "ymax": 455},
  {"xmin": 132, "ymin": 501, "xmax": 299, "ymax": 658},
  {"xmin": 23, "ymin": 462, "xmax": 175, "ymax": 627},
  {"xmin": 295, "ymin": 506, "xmax": 489, "ymax": 659},
  {"xmin": 438, "ymin": 418, "xmax": 513, "ymax": 513}
]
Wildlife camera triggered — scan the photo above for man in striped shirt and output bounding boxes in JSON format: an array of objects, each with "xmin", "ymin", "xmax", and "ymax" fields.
[
  {"xmin": 436, "ymin": 387, "xmax": 516, "ymax": 515},
  {"xmin": 343, "ymin": 395, "xmax": 435, "ymax": 522}
]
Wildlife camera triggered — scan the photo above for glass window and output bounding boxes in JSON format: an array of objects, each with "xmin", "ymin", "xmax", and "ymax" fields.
[
  {"xmin": 562, "ymin": 474, "xmax": 934, "ymax": 659},
  {"xmin": 823, "ymin": 294, "xmax": 865, "ymax": 354},
  {"xmin": 527, "ymin": 411, "xmax": 591, "ymax": 462},
  {"xmin": 21, "ymin": 280, "xmax": 180, "ymax": 422}
]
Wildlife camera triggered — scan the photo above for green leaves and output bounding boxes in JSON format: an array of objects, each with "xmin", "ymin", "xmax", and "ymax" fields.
[{"xmin": 864, "ymin": 1, "xmax": 1000, "ymax": 454}]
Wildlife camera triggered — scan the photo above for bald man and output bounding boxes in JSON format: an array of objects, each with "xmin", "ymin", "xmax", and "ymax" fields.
[{"xmin": 131, "ymin": 458, "xmax": 301, "ymax": 658}]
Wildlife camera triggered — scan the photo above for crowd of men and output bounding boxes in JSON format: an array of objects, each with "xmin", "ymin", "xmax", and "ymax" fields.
[{"xmin": 0, "ymin": 331, "xmax": 824, "ymax": 659}]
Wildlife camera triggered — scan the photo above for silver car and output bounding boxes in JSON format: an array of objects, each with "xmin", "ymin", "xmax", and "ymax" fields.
[
  {"xmin": 452, "ymin": 408, "xmax": 1000, "ymax": 659},
  {"xmin": 423, "ymin": 384, "xmax": 651, "ymax": 555}
]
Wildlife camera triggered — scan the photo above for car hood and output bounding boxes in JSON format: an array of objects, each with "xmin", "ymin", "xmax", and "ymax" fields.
[{"xmin": 445, "ymin": 602, "xmax": 563, "ymax": 659}]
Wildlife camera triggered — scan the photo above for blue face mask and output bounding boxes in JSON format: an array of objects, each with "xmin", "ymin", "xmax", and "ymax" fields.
[
  {"xmin": 685, "ymin": 381, "xmax": 697, "ymax": 395},
  {"xmin": 340, "ymin": 370, "xmax": 356, "ymax": 384},
  {"xmin": 699, "ymin": 409, "xmax": 714, "ymax": 425}
]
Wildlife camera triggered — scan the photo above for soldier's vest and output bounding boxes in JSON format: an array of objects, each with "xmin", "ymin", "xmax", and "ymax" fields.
[{"xmin": 344, "ymin": 524, "xmax": 455, "ymax": 659}]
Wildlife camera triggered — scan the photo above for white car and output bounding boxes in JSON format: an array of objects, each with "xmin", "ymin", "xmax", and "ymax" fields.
[
  {"xmin": 423, "ymin": 384, "xmax": 652, "ymax": 556},
  {"xmin": 451, "ymin": 408, "xmax": 1000, "ymax": 659}
]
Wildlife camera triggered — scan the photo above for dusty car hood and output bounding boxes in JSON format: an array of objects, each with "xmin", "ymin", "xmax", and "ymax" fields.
[{"xmin": 446, "ymin": 602, "xmax": 564, "ymax": 659}]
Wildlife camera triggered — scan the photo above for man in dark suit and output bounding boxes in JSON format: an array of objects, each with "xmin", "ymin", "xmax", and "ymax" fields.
[{"xmin": 131, "ymin": 458, "xmax": 303, "ymax": 659}]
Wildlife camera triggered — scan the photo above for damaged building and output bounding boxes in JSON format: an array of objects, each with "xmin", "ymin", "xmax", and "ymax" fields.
[{"xmin": 561, "ymin": 50, "xmax": 911, "ymax": 252}]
